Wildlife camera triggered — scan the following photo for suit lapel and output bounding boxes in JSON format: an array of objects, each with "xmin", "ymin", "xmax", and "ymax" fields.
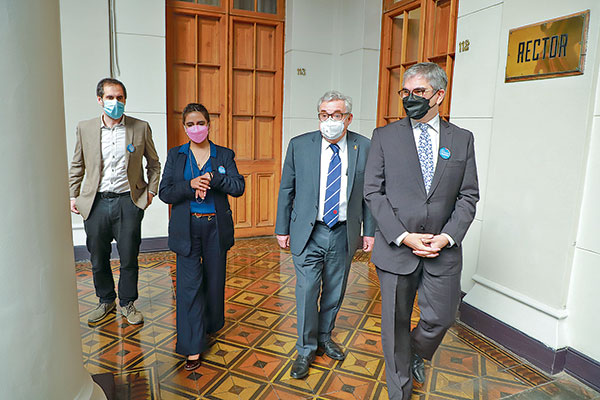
[
  {"xmin": 176, "ymin": 146, "xmax": 188, "ymax": 179},
  {"xmin": 346, "ymin": 132, "xmax": 358, "ymax": 198},
  {"xmin": 125, "ymin": 116, "xmax": 133, "ymax": 168},
  {"xmin": 94, "ymin": 119, "xmax": 103, "ymax": 172},
  {"xmin": 396, "ymin": 119, "xmax": 428, "ymax": 196},
  {"xmin": 311, "ymin": 132, "xmax": 322, "ymax": 197},
  {"xmin": 427, "ymin": 119, "xmax": 452, "ymax": 199}
]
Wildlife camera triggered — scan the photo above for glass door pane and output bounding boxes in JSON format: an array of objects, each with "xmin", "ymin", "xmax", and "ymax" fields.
[
  {"xmin": 234, "ymin": 0, "xmax": 254, "ymax": 10},
  {"xmin": 257, "ymin": 0, "xmax": 277, "ymax": 14},
  {"xmin": 406, "ymin": 7, "xmax": 421, "ymax": 63}
]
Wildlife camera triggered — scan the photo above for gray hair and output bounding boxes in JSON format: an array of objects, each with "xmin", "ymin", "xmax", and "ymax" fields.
[
  {"xmin": 404, "ymin": 62, "xmax": 448, "ymax": 91},
  {"xmin": 317, "ymin": 90, "xmax": 353, "ymax": 113}
]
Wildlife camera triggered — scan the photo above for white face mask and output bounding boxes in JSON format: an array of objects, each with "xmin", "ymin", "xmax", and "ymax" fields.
[{"xmin": 319, "ymin": 118, "xmax": 345, "ymax": 140}]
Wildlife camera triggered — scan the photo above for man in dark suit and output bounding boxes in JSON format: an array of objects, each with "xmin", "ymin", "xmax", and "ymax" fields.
[
  {"xmin": 276, "ymin": 90, "xmax": 376, "ymax": 379},
  {"xmin": 364, "ymin": 63, "xmax": 479, "ymax": 399}
]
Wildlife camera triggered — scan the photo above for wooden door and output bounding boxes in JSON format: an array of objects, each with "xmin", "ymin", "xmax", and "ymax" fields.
[
  {"xmin": 377, "ymin": 0, "xmax": 458, "ymax": 125},
  {"xmin": 229, "ymin": 18, "xmax": 283, "ymax": 237},
  {"xmin": 167, "ymin": 0, "xmax": 284, "ymax": 238}
]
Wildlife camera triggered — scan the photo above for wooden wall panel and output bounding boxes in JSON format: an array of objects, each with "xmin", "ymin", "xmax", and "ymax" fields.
[
  {"xmin": 256, "ymin": 173, "xmax": 274, "ymax": 226},
  {"xmin": 173, "ymin": 65, "xmax": 196, "ymax": 111},
  {"xmin": 208, "ymin": 115, "xmax": 223, "ymax": 146},
  {"xmin": 233, "ymin": 174, "xmax": 252, "ymax": 228},
  {"xmin": 256, "ymin": 25, "xmax": 276, "ymax": 70},
  {"xmin": 232, "ymin": 70, "xmax": 254, "ymax": 114},
  {"xmin": 198, "ymin": 67, "xmax": 221, "ymax": 111},
  {"xmin": 174, "ymin": 14, "xmax": 195, "ymax": 63},
  {"xmin": 255, "ymin": 72, "xmax": 275, "ymax": 115},
  {"xmin": 232, "ymin": 117, "xmax": 253, "ymax": 160},
  {"xmin": 255, "ymin": 118, "xmax": 274, "ymax": 160},
  {"xmin": 233, "ymin": 22, "xmax": 254, "ymax": 68},
  {"xmin": 198, "ymin": 18, "xmax": 221, "ymax": 64}
]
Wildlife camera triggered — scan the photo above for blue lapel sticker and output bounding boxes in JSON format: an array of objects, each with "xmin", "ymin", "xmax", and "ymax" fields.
[
  {"xmin": 127, "ymin": 143, "xmax": 135, "ymax": 153},
  {"xmin": 439, "ymin": 147, "xmax": 451, "ymax": 160},
  {"xmin": 218, "ymin": 165, "xmax": 226, "ymax": 174}
]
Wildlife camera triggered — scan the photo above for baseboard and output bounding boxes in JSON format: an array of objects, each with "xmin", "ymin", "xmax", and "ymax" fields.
[
  {"xmin": 460, "ymin": 301, "xmax": 566, "ymax": 373},
  {"xmin": 459, "ymin": 301, "xmax": 600, "ymax": 392},
  {"xmin": 74, "ymin": 236, "xmax": 169, "ymax": 261},
  {"xmin": 565, "ymin": 347, "xmax": 600, "ymax": 392}
]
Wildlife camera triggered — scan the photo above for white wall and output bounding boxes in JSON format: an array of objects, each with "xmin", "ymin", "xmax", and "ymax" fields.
[
  {"xmin": 454, "ymin": 0, "xmax": 600, "ymax": 360},
  {"xmin": 567, "ymin": 45, "xmax": 600, "ymax": 361},
  {"xmin": 283, "ymin": 0, "xmax": 381, "ymax": 154},
  {"xmin": 61, "ymin": 0, "xmax": 168, "ymax": 246}
]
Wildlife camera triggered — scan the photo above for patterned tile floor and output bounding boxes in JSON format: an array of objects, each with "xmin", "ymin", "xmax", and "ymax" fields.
[{"xmin": 77, "ymin": 237, "xmax": 599, "ymax": 400}]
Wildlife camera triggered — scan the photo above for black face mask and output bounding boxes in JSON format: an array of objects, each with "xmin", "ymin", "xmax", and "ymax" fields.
[{"xmin": 402, "ymin": 90, "xmax": 438, "ymax": 120}]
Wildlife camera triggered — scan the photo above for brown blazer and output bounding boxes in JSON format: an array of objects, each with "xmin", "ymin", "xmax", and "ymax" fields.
[{"xmin": 69, "ymin": 115, "xmax": 161, "ymax": 220}]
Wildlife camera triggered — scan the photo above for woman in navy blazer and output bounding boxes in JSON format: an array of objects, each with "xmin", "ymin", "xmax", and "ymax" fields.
[{"xmin": 159, "ymin": 103, "xmax": 244, "ymax": 371}]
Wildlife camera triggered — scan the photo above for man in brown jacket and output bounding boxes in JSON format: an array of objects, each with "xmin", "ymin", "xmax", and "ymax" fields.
[{"xmin": 69, "ymin": 78, "xmax": 161, "ymax": 325}]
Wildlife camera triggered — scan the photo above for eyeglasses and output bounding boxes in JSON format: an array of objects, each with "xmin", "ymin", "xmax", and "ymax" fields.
[
  {"xmin": 318, "ymin": 112, "xmax": 349, "ymax": 122},
  {"xmin": 398, "ymin": 87, "xmax": 435, "ymax": 98}
]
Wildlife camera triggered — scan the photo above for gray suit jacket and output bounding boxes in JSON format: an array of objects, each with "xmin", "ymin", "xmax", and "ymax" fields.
[
  {"xmin": 364, "ymin": 117, "xmax": 479, "ymax": 276},
  {"xmin": 69, "ymin": 115, "xmax": 161, "ymax": 220},
  {"xmin": 276, "ymin": 130, "xmax": 376, "ymax": 256}
]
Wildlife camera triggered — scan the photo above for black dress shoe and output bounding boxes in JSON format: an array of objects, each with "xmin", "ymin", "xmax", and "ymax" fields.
[
  {"xmin": 411, "ymin": 353, "xmax": 425, "ymax": 383},
  {"xmin": 318, "ymin": 339, "xmax": 345, "ymax": 360},
  {"xmin": 184, "ymin": 358, "xmax": 201, "ymax": 371},
  {"xmin": 290, "ymin": 354, "xmax": 315, "ymax": 379}
]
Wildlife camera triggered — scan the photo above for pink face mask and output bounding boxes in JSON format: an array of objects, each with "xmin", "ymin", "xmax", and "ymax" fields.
[{"xmin": 185, "ymin": 125, "xmax": 209, "ymax": 143}]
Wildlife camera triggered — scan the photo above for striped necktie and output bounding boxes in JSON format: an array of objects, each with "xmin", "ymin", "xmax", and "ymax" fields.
[
  {"xmin": 323, "ymin": 143, "xmax": 341, "ymax": 228},
  {"xmin": 417, "ymin": 123, "xmax": 434, "ymax": 193}
]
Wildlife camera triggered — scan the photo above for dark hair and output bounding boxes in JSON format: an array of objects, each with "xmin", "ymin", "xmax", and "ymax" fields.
[
  {"xmin": 182, "ymin": 103, "xmax": 210, "ymax": 124},
  {"xmin": 96, "ymin": 78, "xmax": 128, "ymax": 99}
]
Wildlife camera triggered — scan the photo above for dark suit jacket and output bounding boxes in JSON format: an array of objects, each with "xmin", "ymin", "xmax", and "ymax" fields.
[
  {"xmin": 275, "ymin": 130, "xmax": 376, "ymax": 256},
  {"xmin": 364, "ymin": 117, "xmax": 479, "ymax": 276},
  {"xmin": 158, "ymin": 142, "xmax": 245, "ymax": 256}
]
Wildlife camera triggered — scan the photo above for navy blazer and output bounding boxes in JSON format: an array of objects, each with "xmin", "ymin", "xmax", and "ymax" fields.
[{"xmin": 159, "ymin": 141, "xmax": 245, "ymax": 256}]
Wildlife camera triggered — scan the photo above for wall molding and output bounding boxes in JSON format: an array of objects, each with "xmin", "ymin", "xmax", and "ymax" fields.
[
  {"xmin": 74, "ymin": 236, "xmax": 169, "ymax": 261},
  {"xmin": 471, "ymin": 274, "xmax": 568, "ymax": 319},
  {"xmin": 459, "ymin": 300, "xmax": 600, "ymax": 392}
]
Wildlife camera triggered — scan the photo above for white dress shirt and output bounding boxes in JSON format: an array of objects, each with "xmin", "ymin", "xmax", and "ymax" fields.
[
  {"xmin": 394, "ymin": 115, "xmax": 455, "ymax": 247},
  {"xmin": 317, "ymin": 134, "xmax": 348, "ymax": 222},
  {"xmin": 98, "ymin": 115, "xmax": 130, "ymax": 194}
]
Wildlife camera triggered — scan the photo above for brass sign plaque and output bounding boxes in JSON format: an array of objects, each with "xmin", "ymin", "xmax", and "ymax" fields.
[{"xmin": 505, "ymin": 10, "xmax": 589, "ymax": 82}]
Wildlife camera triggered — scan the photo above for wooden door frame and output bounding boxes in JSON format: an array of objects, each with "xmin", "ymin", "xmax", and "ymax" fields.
[
  {"xmin": 166, "ymin": 0, "xmax": 284, "ymax": 238},
  {"xmin": 377, "ymin": 0, "xmax": 459, "ymax": 126}
]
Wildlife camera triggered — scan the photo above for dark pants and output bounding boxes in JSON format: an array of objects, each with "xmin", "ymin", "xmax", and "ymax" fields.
[
  {"xmin": 84, "ymin": 193, "xmax": 144, "ymax": 307},
  {"xmin": 175, "ymin": 215, "xmax": 226, "ymax": 356},
  {"xmin": 377, "ymin": 261, "xmax": 461, "ymax": 400},
  {"xmin": 292, "ymin": 222, "xmax": 352, "ymax": 357}
]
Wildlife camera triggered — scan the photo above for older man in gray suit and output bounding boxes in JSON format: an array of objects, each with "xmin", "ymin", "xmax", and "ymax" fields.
[
  {"xmin": 364, "ymin": 63, "xmax": 479, "ymax": 399},
  {"xmin": 276, "ymin": 90, "xmax": 376, "ymax": 379}
]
